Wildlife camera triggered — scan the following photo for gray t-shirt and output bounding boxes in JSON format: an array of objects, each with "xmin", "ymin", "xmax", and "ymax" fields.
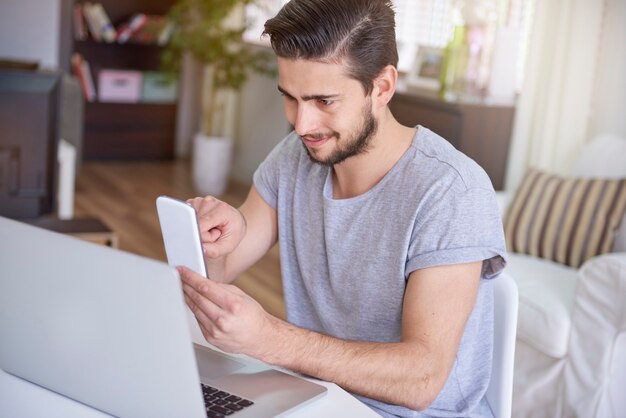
[{"xmin": 253, "ymin": 126, "xmax": 507, "ymax": 418}]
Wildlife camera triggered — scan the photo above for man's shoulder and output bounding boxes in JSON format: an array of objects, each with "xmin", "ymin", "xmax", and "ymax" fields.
[
  {"xmin": 255, "ymin": 130, "xmax": 326, "ymax": 190},
  {"xmin": 410, "ymin": 126, "xmax": 494, "ymax": 193},
  {"xmin": 268, "ymin": 130, "xmax": 302, "ymax": 158},
  {"xmin": 266, "ymin": 130, "xmax": 319, "ymax": 170},
  {"xmin": 258, "ymin": 131, "xmax": 307, "ymax": 174}
]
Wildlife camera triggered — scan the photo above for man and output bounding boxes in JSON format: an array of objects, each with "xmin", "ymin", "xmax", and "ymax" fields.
[{"xmin": 179, "ymin": 0, "xmax": 507, "ymax": 417}]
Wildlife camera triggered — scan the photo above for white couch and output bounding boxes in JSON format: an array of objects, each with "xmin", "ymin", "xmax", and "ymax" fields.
[{"xmin": 498, "ymin": 135, "xmax": 626, "ymax": 418}]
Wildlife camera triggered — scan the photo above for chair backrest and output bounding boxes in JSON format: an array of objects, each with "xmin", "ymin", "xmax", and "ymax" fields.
[{"xmin": 486, "ymin": 273, "xmax": 519, "ymax": 418}]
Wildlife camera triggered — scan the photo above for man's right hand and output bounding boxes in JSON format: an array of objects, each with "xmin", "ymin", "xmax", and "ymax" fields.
[
  {"xmin": 186, "ymin": 186, "xmax": 277, "ymax": 283},
  {"xmin": 186, "ymin": 196, "xmax": 246, "ymax": 259}
]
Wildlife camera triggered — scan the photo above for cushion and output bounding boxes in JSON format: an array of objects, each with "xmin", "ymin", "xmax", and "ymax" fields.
[
  {"xmin": 506, "ymin": 253, "xmax": 578, "ymax": 359},
  {"xmin": 504, "ymin": 169, "xmax": 626, "ymax": 268}
]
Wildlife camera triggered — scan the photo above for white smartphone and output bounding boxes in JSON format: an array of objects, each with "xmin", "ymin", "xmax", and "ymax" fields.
[{"xmin": 156, "ymin": 195, "xmax": 208, "ymax": 278}]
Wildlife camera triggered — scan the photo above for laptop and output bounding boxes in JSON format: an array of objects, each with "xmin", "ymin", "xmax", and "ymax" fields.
[{"xmin": 0, "ymin": 216, "xmax": 326, "ymax": 418}]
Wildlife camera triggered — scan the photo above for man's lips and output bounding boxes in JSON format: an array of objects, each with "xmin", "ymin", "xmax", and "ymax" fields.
[{"xmin": 302, "ymin": 135, "xmax": 333, "ymax": 148}]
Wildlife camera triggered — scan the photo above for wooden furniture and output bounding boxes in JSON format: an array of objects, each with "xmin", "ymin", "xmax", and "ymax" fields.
[
  {"xmin": 390, "ymin": 83, "xmax": 515, "ymax": 190},
  {"xmin": 27, "ymin": 216, "xmax": 118, "ymax": 248},
  {"xmin": 72, "ymin": 0, "xmax": 177, "ymax": 160}
]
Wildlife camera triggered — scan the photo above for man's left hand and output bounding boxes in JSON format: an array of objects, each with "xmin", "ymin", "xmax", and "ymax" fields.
[{"xmin": 178, "ymin": 266, "xmax": 275, "ymax": 357}]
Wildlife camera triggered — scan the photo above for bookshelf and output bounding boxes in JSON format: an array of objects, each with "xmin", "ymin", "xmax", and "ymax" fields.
[{"xmin": 71, "ymin": 0, "xmax": 178, "ymax": 160}]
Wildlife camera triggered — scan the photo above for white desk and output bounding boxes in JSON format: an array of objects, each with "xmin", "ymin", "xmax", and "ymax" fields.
[
  {"xmin": 0, "ymin": 369, "xmax": 379, "ymax": 418},
  {"xmin": 0, "ymin": 316, "xmax": 381, "ymax": 418}
]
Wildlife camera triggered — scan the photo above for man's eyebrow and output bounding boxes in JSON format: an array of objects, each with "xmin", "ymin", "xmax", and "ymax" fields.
[
  {"xmin": 277, "ymin": 85, "xmax": 339, "ymax": 101},
  {"xmin": 277, "ymin": 85, "xmax": 293, "ymax": 98}
]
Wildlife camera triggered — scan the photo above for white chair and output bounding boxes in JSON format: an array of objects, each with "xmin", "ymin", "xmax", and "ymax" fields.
[
  {"xmin": 498, "ymin": 135, "xmax": 626, "ymax": 418},
  {"xmin": 486, "ymin": 273, "xmax": 519, "ymax": 418}
]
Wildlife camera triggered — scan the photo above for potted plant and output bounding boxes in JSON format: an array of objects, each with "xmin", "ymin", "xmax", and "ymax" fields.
[{"xmin": 162, "ymin": 0, "xmax": 273, "ymax": 196}]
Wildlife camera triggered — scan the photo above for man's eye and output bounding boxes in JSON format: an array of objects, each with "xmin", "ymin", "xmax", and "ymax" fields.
[{"xmin": 318, "ymin": 99, "xmax": 334, "ymax": 106}]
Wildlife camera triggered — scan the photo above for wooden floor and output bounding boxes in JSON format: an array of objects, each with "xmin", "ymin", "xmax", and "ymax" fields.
[{"xmin": 73, "ymin": 159, "xmax": 286, "ymax": 320}]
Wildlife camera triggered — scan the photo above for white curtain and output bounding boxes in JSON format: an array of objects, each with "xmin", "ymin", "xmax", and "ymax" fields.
[
  {"xmin": 504, "ymin": 0, "xmax": 607, "ymax": 191},
  {"xmin": 587, "ymin": 0, "xmax": 626, "ymax": 140}
]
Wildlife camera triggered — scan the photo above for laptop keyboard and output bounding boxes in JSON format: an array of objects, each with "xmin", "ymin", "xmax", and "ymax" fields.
[{"xmin": 201, "ymin": 383, "xmax": 255, "ymax": 417}]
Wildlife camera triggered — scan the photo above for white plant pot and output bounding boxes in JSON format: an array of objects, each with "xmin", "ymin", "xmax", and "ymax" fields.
[{"xmin": 192, "ymin": 133, "xmax": 233, "ymax": 197}]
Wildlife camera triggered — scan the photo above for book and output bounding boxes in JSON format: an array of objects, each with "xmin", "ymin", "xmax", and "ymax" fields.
[
  {"xmin": 71, "ymin": 53, "xmax": 96, "ymax": 102},
  {"xmin": 157, "ymin": 20, "xmax": 174, "ymax": 46},
  {"xmin": 81, "ymin": 2, "xmax": 102, "ymax": 41},
  {"xmin": 72, "ymin": 4, "xmax": 87, "ymax": 41},
  {"xmin": 82, "ymin": 59, "xmax": 97, "ymax": 102},
  {"xmin": 116, "ymin": 13, "xmax": 148, "ymax": 44},
  {"xmin": 89, "ymin": 3, "xmax": 116, "ymax": 42},
  {"xmin": 70, "ymin": 53, "xmax": 88, "ymax": 99},
  {"xmin": 128, "ymin": 15, "xmax": 169, "ymax": 44},
  {"xmin": 82, "ymin": 2, "xmax": 116, "ymax": 42}
]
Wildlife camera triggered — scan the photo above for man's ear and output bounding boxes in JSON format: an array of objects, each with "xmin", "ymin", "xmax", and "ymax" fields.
[{"xmin": 372, "ymin": 65, "xmax": 397, "ymax": 109}]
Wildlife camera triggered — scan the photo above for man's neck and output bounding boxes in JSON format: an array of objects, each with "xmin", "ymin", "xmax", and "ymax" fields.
[{"xmin": 331, "ymin": 112, "xmax": 416, "ymax": 199}]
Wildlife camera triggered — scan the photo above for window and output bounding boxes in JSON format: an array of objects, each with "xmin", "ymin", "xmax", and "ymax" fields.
[
  {"xmin": 395, "ymin": 0, "xmax": 536, "ymax": 89},
  {"xmin": 243, "ymin": 0, "xmax": 286, "ymax": 45},
  {"xmin": 394, "ymin": 0, "xmax": 456, "ymax": 72},
  {"xmin": 244, "ymin": 0, "xmax": 535, "ymax": 90}
]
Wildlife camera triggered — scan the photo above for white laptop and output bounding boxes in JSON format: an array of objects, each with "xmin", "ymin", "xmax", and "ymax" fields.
[{"xmin": 0, "ymin": 216, "xmax": 326, "ymax": 418}]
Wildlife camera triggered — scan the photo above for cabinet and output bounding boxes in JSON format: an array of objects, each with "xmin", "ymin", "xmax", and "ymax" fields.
[
  {"xmin": 72, "ymin": 0, "xmax": 178, "ymax": 160},
  {"xmin": 389, "ymin": 82, "xmax": 515, "ymax": 190},
  {"xmin": 26, "ymin": 216, "xmax": 118, "ymax": 248}
]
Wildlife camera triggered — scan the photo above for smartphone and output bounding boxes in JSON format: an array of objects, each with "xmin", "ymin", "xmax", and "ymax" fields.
[{"xmin": 156, "ymin": 195, "xmax": 208, "ymax": 278}]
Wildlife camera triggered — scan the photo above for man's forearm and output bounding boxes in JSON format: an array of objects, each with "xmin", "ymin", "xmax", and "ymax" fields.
[
  {"xmin": 251, "ymin": 316, "xmax": 448, "ymax": 412},
  {"xmin": 181, "ymin": 259, "xmax": 479, "ymax": 413},
  {"xmin": 204, "ymin": 247, "xmax": 260, "ymax": 283},
  {"xmin": 204, "ymin": 256, "xmax": 230, "ymax": 282}
]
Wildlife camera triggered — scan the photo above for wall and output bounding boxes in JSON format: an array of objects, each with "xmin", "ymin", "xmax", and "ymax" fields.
[
  {"xmin": 231, "ymin": 70, "xmax": 288, "ymax": 184},
  {"xmin": 587, "ymin": 0, "xmax": 626, "ymax": 139},
  {"xmin": 0, "ymin": 0, "xmax": 63, "ymax": 69},
  {"xmin": 175, "ymin": 54, "xmax": 203, "ymax": 158},
  {"xmin": 175, "ymin": 51, "xmax": 287, "ymax": 185}
]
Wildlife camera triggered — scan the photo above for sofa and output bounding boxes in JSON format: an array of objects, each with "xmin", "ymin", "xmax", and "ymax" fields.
[{"xmin": 497, "ymin": 134, "xmax": 626, "ymax": 418}]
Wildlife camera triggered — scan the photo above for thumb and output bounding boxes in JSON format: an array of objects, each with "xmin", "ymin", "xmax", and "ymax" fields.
[
  {"xmin": 207, "ymin": 227, "xmax": 222, "ymax": 242},
  {"xmin": 202, "ymin": 237, "xmax": 232, "ymax": 258}
]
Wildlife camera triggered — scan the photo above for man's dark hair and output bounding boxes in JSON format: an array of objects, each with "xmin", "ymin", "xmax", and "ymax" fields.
[{"xmin": 263, "ymin": 0, "xmax": 398, "ymax": 95}]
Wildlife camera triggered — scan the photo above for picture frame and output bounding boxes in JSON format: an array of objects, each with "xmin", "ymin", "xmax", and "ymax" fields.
[{"xmin": 407, "ymin": 45, "xmax": 444, "ymax": 91}]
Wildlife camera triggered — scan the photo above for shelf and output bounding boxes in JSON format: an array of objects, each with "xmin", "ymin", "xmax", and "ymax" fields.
[
  {"xmin": 25, "ymin": 216, "xmax": 118, "ymax": 248},
  {"xmin": 81, "ymin": 0, "xmax": 175, "ymax": 23},
  {"xmin": 74, "ymin": 40, "xmax": 167, "ymax": 71},
  {"xmin": 71, "ymin": 0, "xmax": 178, "ymax": 160},
  {"xmin": 83, "ymin": 102, "xmax": 176, "ymax": 160}
]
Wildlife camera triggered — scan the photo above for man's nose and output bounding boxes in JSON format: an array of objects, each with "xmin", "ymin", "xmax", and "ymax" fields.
[{"xmin": 293, "ymin": 103, "xmax": 319, "ymax": 137}]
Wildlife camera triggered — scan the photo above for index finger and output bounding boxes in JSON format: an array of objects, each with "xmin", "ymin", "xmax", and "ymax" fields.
[
  {"xmin": 177, "ymin": 266, "xmax": 209, "ymax": 289},
  {"xmin": 177, "ymin": 266, "xmax": 230, "ymax": 308}
]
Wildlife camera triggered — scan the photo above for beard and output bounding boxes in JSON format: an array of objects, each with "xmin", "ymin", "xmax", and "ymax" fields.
[{"xmin": 301, "ymin": 100, "xmax": 378, "ymax": 167}]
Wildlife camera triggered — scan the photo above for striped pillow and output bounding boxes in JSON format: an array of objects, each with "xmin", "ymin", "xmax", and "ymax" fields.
[{"xmin": 504, "ymin": 169, "xmax": 626, "ymax": 268}]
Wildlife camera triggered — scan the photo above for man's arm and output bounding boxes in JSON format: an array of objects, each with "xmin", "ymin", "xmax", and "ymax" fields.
[
  {"xmin": 180, "ymin": 261, "xmax": 482, "ymax": 411},
  {"xmin": 187, "ymin": 185, "xmax": 277, "ymax": 282}
]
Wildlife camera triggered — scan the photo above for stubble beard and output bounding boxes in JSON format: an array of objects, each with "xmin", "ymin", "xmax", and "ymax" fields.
[{"xmin": 302, "ymin": 101, "xmax": 378, "ymax": 167}]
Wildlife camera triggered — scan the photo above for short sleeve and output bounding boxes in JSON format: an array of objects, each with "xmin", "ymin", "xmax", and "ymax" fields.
[
  {"xmin": 252, "ymin": 136, "xmax": 290, "ymax": 210},
  {"xmin": 406, "ymin": 186, "xmax": 507, "ymax": 279}
]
